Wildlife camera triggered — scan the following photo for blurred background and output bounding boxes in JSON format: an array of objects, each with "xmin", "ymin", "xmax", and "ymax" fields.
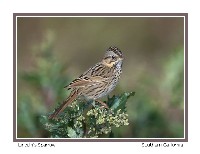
[{"xmin": 17, "ymin": 17, "xmax": 184, "ymax": 138}]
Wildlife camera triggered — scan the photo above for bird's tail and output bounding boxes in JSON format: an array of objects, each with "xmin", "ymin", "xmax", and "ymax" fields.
[{"xmin": 48, "ymin": 91, "xmax": 78, "ymax": 119}]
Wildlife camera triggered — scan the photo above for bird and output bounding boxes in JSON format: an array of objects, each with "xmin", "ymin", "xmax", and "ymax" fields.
[{"xmin": 48, "ymin": 46, "xmax": 123, "ymax": 119}]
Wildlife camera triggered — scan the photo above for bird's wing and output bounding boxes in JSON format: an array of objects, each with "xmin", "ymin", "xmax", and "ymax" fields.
[
  {"xmin": 65, "ymin": 76, "xmax": 109, "ymax": 89},
  {"xmin": 65, "ymin": 62, "xmax": 110, "ymax": 89}
]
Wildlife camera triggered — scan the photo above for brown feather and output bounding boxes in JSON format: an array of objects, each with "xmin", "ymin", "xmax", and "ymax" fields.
[
  {"xmin": 68, "ymin": 79, "xmax": 91, "ymax": 88},
  {"xmin": 65, "ymin": 76, "xmax": 108, "ymax": 89},
  {"xmin": 48, "ymin": 90, "xmax": 78, "ymax": 119}
]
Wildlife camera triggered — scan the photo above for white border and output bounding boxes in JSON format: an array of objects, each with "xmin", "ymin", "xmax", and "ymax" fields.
[{"xmin": 15, "ymin": 15, "xmax": 186, "ymax": 140}]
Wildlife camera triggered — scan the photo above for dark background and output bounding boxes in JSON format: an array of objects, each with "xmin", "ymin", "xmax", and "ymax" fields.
[{"xmin": 17, "ymin": 17, "xmax": 184, "ymax": 138}]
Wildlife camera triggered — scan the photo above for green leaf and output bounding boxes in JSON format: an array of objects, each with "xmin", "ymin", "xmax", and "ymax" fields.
[
  {"xmin": 108, "ymin": 92, "xmax": 135, "ymax": 111},
  {"xmin": 67, "ymin": 127, "xmax": 77, "ymax": 138}
]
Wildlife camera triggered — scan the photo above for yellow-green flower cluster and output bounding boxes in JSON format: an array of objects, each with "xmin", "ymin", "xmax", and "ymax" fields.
[
  {"xmin": 86, "ymin": 107, "xmax": 129, "ymax": 137},
  {"xmin": 74, "ymin": 115, "xmax": 85, "ymax": 128},
  {"xmin": 69, "ymin": 101, "xmax": 80, "ymax": 110}
]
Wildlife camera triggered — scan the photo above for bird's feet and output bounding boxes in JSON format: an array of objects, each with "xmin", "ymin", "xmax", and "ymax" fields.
[{"xmin": 95, "ymin": 99, "xmax": 109, "ymax": 109}]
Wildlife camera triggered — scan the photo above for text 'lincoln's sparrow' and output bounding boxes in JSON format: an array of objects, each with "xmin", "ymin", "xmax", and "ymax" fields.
[{"xmin": 49, "ymin": 46, "xmax": 123, "ymax": 119}]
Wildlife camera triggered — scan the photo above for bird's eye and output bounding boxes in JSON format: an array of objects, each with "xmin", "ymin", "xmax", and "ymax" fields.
[{"xmin": 112, "ymin": 55, "xmax": 116, "ymax": 59}]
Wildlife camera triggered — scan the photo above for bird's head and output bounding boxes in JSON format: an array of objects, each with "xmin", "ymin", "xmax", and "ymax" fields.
[{"xmin": 102, "ymin": 46, "xmax": 123, "ymax": 68}]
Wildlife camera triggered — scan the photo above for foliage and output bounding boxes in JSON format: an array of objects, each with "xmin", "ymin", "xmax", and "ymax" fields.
[
  {"xmin": 17, "ymin": 28, "xmax": 184, "ymax": 138},
  {"xmin": 17, "ymin": 31, "xmax": 70, "ymax": 138},
  {"xmin": 127, "ymin": 47, "xmax": 184, "ymax": 138},
  {"xmin": 40, "ymin": 92, "xmax": 135, "ymax": 138}
]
